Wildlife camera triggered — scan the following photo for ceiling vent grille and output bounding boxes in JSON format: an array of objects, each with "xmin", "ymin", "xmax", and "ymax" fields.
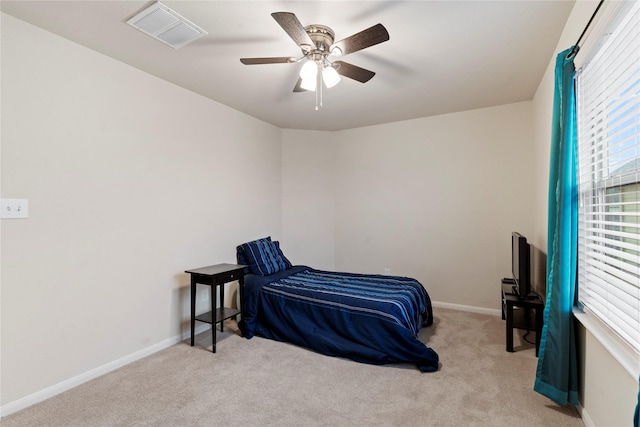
[{"xmin": 126, "ymin": 2, "xmax": 207, "ymax": 49}]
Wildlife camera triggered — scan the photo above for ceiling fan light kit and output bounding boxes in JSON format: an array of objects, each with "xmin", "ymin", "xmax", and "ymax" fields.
[
  {"xmin": 300, "ymin": 60, "xmax": 318, "ymax": 81},
  {"xmin": 322, "ymin": 66, "xmax": 341, "ymax": 88},
  {"xmin": 298, "ymin": 58, "xmax": 341, "ymax": 92},
  {"xmin": 240, "ymin": 12, "xmax": 389, "ymax": 110}
]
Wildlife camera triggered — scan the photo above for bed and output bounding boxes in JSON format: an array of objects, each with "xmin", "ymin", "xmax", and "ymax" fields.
[{"xmin": 236, "ymin": 237, "xmax": 439, "ymax": 372}]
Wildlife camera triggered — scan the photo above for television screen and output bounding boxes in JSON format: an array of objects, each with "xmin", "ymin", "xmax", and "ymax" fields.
[{"xmin": 511, "ymin": 232, "xmax": 531, "ymax": 298}]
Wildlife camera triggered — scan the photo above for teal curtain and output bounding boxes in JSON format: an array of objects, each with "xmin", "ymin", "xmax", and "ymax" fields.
[{"xmin": 534, "ymin": 47, "xmax": 579, "ymax": 406}]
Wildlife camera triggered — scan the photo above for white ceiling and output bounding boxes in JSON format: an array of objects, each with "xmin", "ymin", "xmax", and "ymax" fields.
[{"xmin": 0, "ymin": 1, "xmax": 575, "ymax": 131}]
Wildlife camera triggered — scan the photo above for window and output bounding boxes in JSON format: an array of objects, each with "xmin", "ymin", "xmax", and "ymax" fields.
[{"xmin": 576, "ymin": 0, "xmax": 640, "ymax": 353}]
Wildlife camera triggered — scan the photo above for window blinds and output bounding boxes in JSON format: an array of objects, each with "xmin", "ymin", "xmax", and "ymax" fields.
[{"xmin": 576, "ymin": 1, "xmax": 640, "ymax": 353}]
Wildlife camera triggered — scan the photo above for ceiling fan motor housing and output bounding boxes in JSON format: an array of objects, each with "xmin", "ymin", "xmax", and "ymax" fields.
[{"xmin": 304, "ymin": 25, "xmax": 335, "ymax": 54}]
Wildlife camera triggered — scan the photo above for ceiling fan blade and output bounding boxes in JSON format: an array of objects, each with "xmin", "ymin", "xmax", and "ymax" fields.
[
  {"xmin": 334, "ymin": 61, "xmax": 376, "ymax": 83},
  {"xmin": 332, "ymin": 23, "xmax": 389, "ymax": 56},
  {"xmin": 271, "ymin": 12, "xmax": 316, "ymax": 50},
  {"xmin": 240, "ymin": 57, "xmax": 296, "ymax": 65}
]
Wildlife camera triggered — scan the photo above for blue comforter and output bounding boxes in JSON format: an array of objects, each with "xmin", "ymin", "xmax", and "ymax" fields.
[{"xmin": 239, "ymin": 266, "xmax": 439, "ymax": 372}]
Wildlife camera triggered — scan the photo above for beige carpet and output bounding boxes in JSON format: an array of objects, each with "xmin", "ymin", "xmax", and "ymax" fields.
[{"xmin": 1, "ymin": 308, "xmax": 583, "ymax": 426}]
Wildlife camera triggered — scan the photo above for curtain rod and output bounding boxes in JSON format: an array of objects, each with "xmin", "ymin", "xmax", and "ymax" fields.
[{"xmin": 566, "ymin": 0, "xmax": 605, "ymax": 59}]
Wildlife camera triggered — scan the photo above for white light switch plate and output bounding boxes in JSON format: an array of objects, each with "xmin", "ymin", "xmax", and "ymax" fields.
[{"xmin": 1, "ymin": 199, "xmax": 29, "ymax": 219}]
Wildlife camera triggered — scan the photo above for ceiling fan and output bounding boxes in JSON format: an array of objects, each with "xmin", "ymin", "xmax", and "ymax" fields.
[{"xmin": 240, "ymin": 12, "xmax": 389, "ymax": 105}]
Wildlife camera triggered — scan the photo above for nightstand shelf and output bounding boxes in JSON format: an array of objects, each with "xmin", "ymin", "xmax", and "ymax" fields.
[{"xmin": 194, "ymin": 307, "xmax": 241, "ymax": 325}]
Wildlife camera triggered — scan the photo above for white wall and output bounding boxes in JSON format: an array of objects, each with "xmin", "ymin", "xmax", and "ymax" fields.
[
  {"xmin": 334, "ymin": 106, "xmax": 535, "ymax": 311},
  {"xmin": 281, "ymin": 130, "xmax": 335, "ymax": 270},
  {"xmin": 530, "ymin": 1, "xmax": 638, "ymax": 425},
  {"xmin": 1, "ymin": 13, "xmax": 283, "ymax": 407},
  {"xmin": 282, "ymin": 102, "xmax": 535, "ymax": 311}
]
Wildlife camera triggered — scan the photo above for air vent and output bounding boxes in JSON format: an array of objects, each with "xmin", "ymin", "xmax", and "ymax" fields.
[{"xmin": 126, "ymin": 2, "xmax": 207, "ymax": 49}]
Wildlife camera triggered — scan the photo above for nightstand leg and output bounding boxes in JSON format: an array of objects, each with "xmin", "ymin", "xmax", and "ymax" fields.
[
  {"xmin": 535, "ymin": 306, "xmax": 543, "ymax": 357},
  {"xmin": 211, "ymin": 283, "xmax": 217, "ymax": 353},
  {"xmin": 190, "ymin": 277, "xmax": 196, "ymax": 347},
  {"xmin": 506, "ymin": 303, "xmax": 514, "ymax": 352},
  {"xmin": 239, "ymin": 277, "xmax": 244, "ymax": 324},
  {"xmin": 220, "ymin": 283, "xmax": 225, "ymax": 333}
]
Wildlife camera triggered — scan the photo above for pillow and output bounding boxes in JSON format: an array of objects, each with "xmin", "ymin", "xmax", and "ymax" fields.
[
  {"xmin": 239, "ymin": 237, "xmax": 291, "ymax": 276},
  {"xmin": 243, "ymin": 240, "xmax": 286, "ymax": 276},
  {"xmin": 236, "ymin": 246, "xmax": 248, "ymax": 266},
  {"xmin": 273, "ymin": 240, "xmax": 292, "ymax": 269},
  {"xmin": 236, "ymin": 236, "xmax": 271, "ymax": 266}
]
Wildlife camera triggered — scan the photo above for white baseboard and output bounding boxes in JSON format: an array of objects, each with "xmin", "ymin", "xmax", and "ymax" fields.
[
  {"xmin": 577, "ymin": 402, "xmax": 594, "ymax": 427},
  {"xmin": 432, "ymin": 300, "xmax": 502, "ymax": 317},
  {"xmin": 0, "ymin": 324, "xmax": 210, "ymax": 418}
]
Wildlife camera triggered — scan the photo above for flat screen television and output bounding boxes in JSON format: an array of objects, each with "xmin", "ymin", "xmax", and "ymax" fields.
[{"xmin": 511, "ymin": 232, "xmax": 531, "ymax": 298}]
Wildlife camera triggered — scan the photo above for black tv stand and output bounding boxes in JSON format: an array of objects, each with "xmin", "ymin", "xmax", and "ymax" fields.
[
  {"xmin": 501, "ymin": 279, "xmax": 544, "ymax": 356},
  {"xmin": 511, "ymin": 285, "xmax": 538, "ymax": 300}
]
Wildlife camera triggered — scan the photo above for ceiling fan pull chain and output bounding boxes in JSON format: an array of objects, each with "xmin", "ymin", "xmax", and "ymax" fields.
[
  {"xmin": 315, "ymin": 62, "xmax": 321, "ymax": 110},
  {"xmin": 319, "ymin": 65, "xmax": 323, "ymax": 109}
]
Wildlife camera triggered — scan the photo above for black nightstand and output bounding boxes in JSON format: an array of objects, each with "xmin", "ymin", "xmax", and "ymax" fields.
[
  {"xmin": 501, "ymin": 279, "xmax": 545, "ymax": 356},
  {"xmin": 185, "ymin": 263, "xmax": 246, "ymax": 353}
]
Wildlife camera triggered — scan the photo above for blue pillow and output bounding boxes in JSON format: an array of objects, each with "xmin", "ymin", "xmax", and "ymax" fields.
[
  {"xmin": 239, "ymin": 237, "xmax": 290, "ymax": 276},
  {"xmin": 273, "ymin": 240, "xmax": 292, "ymax": 269},
  {"xmin": 236, "ymin": 246, "xmax": 248, "ymax": 266},
  {"xmin": 236, "ymin": 236, "xmax": 271, "ymax": 266}
]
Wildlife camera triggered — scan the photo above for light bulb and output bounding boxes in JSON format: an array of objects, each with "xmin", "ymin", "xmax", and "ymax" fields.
[
  {"xmin": 299, "ymin": 60, "xmax": 317, "ymax": 81},
  {"xmin": 322, "ymin": 66, "xmax": 341, "ymax": 88},
  {"xmin": 300, "ymin": 77, "xmax": 317, "ymax": 92}
]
